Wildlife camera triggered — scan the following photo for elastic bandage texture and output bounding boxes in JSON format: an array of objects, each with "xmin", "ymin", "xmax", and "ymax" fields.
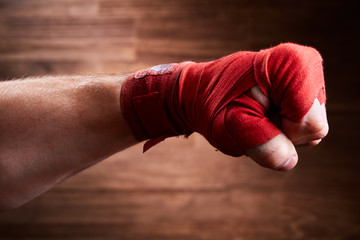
[{"xmin": 120, "ymin": 43, "xmax": 325, "ymax": 156}]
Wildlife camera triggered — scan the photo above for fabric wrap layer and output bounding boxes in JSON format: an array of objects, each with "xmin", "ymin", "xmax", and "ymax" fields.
[{"xmin": 120, "ymin": 43, "xmax": 325, "ymax": 156}]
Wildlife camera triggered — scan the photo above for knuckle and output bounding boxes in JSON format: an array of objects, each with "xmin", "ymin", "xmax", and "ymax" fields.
[{"xmin": 304, "ymin": 119, "xmax": 329, "ymax": 140}]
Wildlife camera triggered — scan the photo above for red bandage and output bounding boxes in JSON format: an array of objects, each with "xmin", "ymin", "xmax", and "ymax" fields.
[{"xmin": 120, "ymin": 43, "xmax": 325, "ymax": 156}]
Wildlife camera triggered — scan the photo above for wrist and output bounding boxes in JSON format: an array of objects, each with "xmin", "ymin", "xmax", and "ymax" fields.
[{"xmin": 120, "ymin": 62, "xmax": 193, "ymax": 143}]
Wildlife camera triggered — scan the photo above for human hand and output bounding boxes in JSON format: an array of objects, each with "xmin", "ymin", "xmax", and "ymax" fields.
[
  {"xmin": 121, "ymin": 43, "xmax": 329, "ymax": 171},
  {"xmin": 222, "ymin": 43, "xmax": 328, "ymax": 171}
]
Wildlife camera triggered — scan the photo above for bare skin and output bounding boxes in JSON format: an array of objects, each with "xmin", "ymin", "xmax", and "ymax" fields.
[
  {"xmin": 0, "ymin": 76, "xmax": 328, "ymax": 211},
  {"xmin": 248, "ymin": 86, "xmax": 329, "ymax": 170},
  {"xmin": 0, "ymin": 75, "xmax": 136, "ymax": 211}
]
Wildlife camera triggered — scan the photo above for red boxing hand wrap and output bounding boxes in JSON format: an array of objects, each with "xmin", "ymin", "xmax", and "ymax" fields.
[
  {"xmin": 120, "ymin": 43, "xmax": 326, "ymax": 156},
  {"xmin": 254, "ymin": 43, "xmax": 326, "ymax": 120}
]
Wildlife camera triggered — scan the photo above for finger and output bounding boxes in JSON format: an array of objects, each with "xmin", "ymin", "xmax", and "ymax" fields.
[
  {"xmin": 250, "ymin": 86, "xmax": 270, "ymax": 110},
  {"xmin": 259, "ymin": 43, "xmax": 325, "ymax": 122},
  {"xmin": 246, "ymin": 132, "xmax": 298, "ymax": 171},
  {"xmin": 281, "ymin": 98, "xmax": 329, "ymax": 146},
  {"xmin": 297, "ymin": 139, "xmax": 322, "ymax": 147},
  {"xmin": 251, "ymin": 85, "xmax": 329, "ymax": 146},
  {"xmin": 225, "ymin": 92, "xmax": 297, "ymax": 171}
]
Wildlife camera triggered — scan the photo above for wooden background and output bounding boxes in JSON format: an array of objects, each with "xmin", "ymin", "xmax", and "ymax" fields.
[{"xmin": 0, "ymin": 0, "xmax": 359, "ymax": 239}]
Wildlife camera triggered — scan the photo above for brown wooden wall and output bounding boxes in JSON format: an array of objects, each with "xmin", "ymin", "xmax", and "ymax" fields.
[{"xmin": 0, "ymin": 0, "xmax": 359, "ymax": 239}]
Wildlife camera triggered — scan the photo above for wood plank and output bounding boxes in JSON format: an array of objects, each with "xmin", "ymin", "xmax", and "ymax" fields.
[{"xmin": 0, "ymin": 0, "xmax": 359, "ymax": 239}]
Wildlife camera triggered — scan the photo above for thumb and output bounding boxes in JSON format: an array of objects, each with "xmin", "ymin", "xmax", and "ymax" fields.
[{"xmin": 246, "ymin": 133, "xmax": 298, "ymax": 171}]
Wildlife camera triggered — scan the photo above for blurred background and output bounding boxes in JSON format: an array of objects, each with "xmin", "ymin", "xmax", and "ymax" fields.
[{"xmin": 0, "ymin": 0, "xmax": 359, "ymax": 239}]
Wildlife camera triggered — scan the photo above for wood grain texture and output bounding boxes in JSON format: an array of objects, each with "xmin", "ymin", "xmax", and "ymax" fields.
[{"xmin": 0, "ymin": 0, "xmax": 359, "ymax": 239}]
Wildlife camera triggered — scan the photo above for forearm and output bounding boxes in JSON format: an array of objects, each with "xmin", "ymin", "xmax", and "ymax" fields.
[{"xmin": 0, "ymin": 74, "xmax": 137, "ymax": 210}]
